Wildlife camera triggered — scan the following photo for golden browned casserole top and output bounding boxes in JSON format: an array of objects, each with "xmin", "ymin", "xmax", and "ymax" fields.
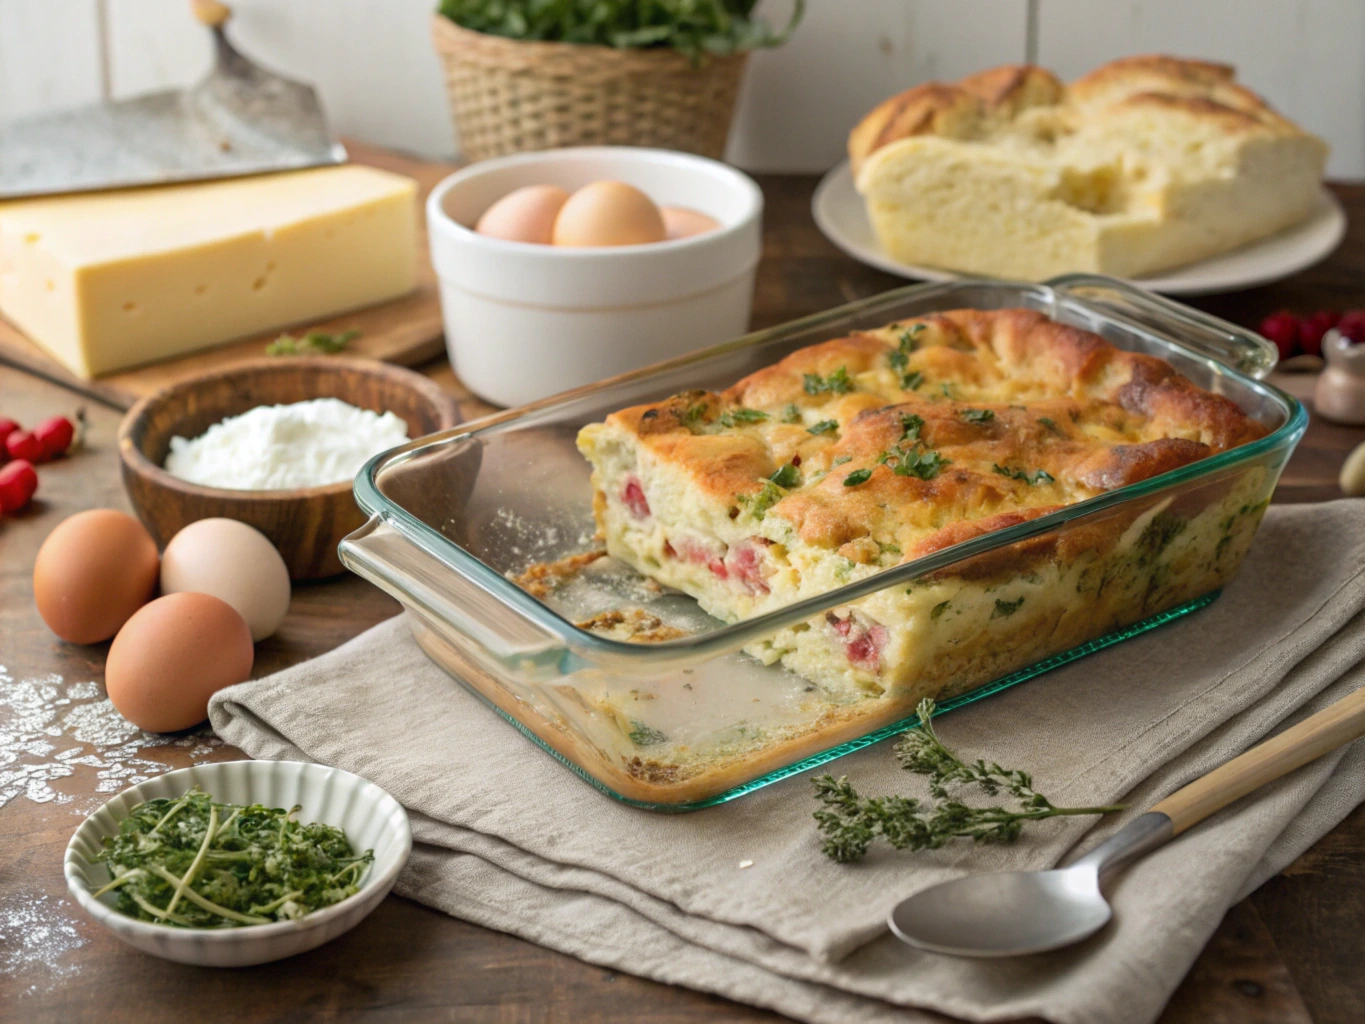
[{"xmin": 600, "ymin": 308, "xmax": 1267, "ymax": 564}]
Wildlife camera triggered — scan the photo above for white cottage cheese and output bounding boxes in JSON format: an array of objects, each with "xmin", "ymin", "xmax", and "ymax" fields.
[{"xmin": 164, "ymin": 398, "xmax": 410, "ymax": 490}]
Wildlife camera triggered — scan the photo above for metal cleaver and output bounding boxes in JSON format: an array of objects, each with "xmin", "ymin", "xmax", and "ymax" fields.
[{"xmin": 0, "ymin": 0, "xmax": 345, "ymax": 199}]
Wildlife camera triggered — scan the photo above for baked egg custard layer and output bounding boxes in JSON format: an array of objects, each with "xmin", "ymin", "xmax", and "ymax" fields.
[{"xmin": 567, "ymin": 308, "xmax": 1272, "ymax": 794}]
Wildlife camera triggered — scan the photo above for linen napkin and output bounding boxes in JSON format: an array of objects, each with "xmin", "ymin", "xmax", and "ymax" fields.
[{"xmin": 210, "ymin": 501, "xmax": 1365, "ymax": 1024}]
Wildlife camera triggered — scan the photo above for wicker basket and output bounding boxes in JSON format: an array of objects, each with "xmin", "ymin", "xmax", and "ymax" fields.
[{"xmin": 432, "ymin": 15, "xmax": 749, "ymax": 162}]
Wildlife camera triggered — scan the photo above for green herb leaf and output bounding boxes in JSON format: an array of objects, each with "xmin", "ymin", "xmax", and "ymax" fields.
[
  {"xmin": 720, "ymin": 407, "xmax": 769, "ymax": 427},
  {"xmin": 736, "ymin": 481, "xmax": 783, "ymax": 520},
  {"xmin": 843, "ymin": 468, "xmax": 873, "ymax": 487},
  {"xmin": 992, "ymin": 464, "xmax": 1054, "ymax": 486},
  {"xmin": 931, "ymin": 600, "xmax": 950, "ymax": 619},
  {"xmin": 803, "ymin": 367, "xmax": 854, "ymax": 396},
  {"xmin": 808, "ymin": 419, "xmax": 839, "ymax": 435},
  {"xmin": 628, "ymin": 720, "xmax": 668, "ymax": 747},
  {"xmin": 832, "ymin": 455, "xmax": 852, "ymax": 466},
  {"xmin": 438, "ymin": 0, "xmax": 806, "ymax": 65},
  {"xmin": 899, "ymin": 413, "xmax": 924, "ymax": 442},
  {"xmin": 683, "ymin": 403, "xmax": 710, "ymax": 424},
  {"xmin": 960, "ymin": 408, "xmax": 994, "ymax": 424},
  {"xmin": 782, "ymin": 403, "xmax": 803, "ymax": 424},
  {"xmin": 992, "ymin": 596, "xmax": 1025, "ymax": 618},
  {"xmin": 893, "ymin": 448, "xmax": 950, "ymax": 480},
  {"xmin": 1038, "ymin": 416, "xmax": 1063, "ymax": 435},
  {"xmin": 769, "ymin": 462, "xmax": 802, "ymax": 488},
  {"xmin": 265, "ymin": 328, "xmax": 359, "ymax": 357},
  {"xmin": 900, "ymin": 370, "xmax": 924, "ymax": 391}
]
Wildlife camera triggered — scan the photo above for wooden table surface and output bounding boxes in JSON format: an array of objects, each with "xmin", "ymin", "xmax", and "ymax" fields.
[{"xmin": 2, "ymin": 176, "xmax": 1364, "ymax": 1024}]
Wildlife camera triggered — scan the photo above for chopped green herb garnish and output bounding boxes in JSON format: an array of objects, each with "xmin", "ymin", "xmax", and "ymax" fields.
[
  {"xmin": 265, "ymin": 328, "xmax": 359, "ymax": 357},
  {"xmin": 992, "ymin": 596, "xmax": 1025, "ymax": 618},
  {"xmin": 832, "ymin": 455, "xmax": 852, "ymax": 466},
  {"xmin": 1038, "ymin": 416, "xmax": 1063, "ymax": 435},
  {"xmin": 843, "ymin": 468, "xmax": 873, "ymax": 487},
  {"xmin": 721, "ymin": 407, "xmax": 769, "ymax": 427},
  {"xmin": 628, "ymin": 721, "xmax": 668, "ymax": 747},
  {"xmin": 887, "ymin": 348, "xmax": 909, "ymax": 370},
  {"xmin": 736, "ymin": 481, "xmax": 783, "ymax": 520},
  {"xmin": 769, "ymin": 462, "xmax": 802, "ymax": 488},
  {"xmin": 940, "ymin": 382, "xmax": 955, "ymax": 399},
  {"xmin": 960, "ymin": 408, "xmax": 994, "ymax": 424},
  {"xmin": 993, "ymin": 464, "xmax": 1054, "ymax": 486},
  {"xmin": 93, "ymin": 787, "xmax": 372, "ymax": 928},
  {"xmin": 782, "ymin": 403, "xmax": 803, "ymax": 424},
  {"xmin": 899, "ymin": 413, "xmax": 924, "ymax": 442},
  {"xmin": 898, "ymin": 324, "xmax": 925, "ymax": 350},
  {"xmin": 803, "ymin": 367, "xmax": 854, "ymax": 396},
  {"xmin": 683, "ymin": 403, "xmax": 709, "ymax": 424},
  {"xmin": 900, "ymin": 370, "xmax": 924, "ymax": 391},
  {"xmin": 893, "ymin": 448, "xmax": 950, "ymax": 480},
  {"xmin": 931, "ymin": 600, "xmax": 950, "ymax": 619},
  {"xmin": 808, "ymin": 419, "xmax": 839, "ymax": 435}
]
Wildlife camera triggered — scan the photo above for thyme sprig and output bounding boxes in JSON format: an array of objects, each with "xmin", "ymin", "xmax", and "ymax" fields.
[
  {"xmin": 812, "ymin": 700, "xmax": 1124, "ymax": 863},
  {"xmin": 94, "ymin": 787, "xmax": 373, "ymax": 927}
]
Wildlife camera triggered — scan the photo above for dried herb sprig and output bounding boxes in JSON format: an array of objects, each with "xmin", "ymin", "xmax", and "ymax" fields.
[{"xmin": 812, "ymin": 700, "xmax": 1123, "ymax": 863}]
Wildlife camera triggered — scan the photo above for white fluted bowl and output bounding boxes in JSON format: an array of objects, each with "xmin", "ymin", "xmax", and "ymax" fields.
[{"xmin": 65, "ymin": 759, "xmax": 411, "ymax": 967}]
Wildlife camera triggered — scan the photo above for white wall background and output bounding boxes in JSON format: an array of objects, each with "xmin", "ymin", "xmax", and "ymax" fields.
[{"xmin": 2, "ymin": 0, "xmax": 1361, "ymax": 178}]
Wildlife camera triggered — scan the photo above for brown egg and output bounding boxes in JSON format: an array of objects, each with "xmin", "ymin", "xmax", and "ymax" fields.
[
  {"xmin": 660, "ymin": 206, "xmax": 721, "ymax": 240},
  {"xmin": 475, "ymin": 184, "xmax": 570, "ymax": 244},
  {"xmin": 551, "ymin": 181, "xmax": 666, "ymax": 247},
  {"xmin": 105, "ymin": 592, "xmax": 254, "ymax": 733},
  {"xmin": 33, "ymin": 509, "xmax": 160, "ymax": 644}
]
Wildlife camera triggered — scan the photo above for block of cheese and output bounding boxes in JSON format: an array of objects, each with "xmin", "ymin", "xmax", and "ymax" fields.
[
  {"xmin": 849, "ymin": 57, "xmax": 1328, "ymax": 280},
  {"xmin": 0, "ymin": 165, "xmax": 417, "ymax": 378}
]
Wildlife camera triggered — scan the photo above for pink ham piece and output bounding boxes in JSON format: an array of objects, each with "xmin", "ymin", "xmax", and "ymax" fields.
[
  {"xmin": 826, "ymin": 612, "xmax": 888, "ymax": 671},
  {"xmin": 622, "ymin": 477, "xmax": 650, "ymax": 519}
]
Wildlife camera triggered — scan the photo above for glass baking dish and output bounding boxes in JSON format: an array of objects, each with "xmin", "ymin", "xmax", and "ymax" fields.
[{"xmin": 341, "ymin": 275, "xmax": 1304, "ymax": 810}]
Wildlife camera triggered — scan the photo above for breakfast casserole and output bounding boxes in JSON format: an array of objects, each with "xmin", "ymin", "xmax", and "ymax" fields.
[
  {"xmin": 576, "ymin": 308, "xmax": 1269, "ymax": 733},
  {"xmin": 849, "ymin": 56, "xmax": 1328, "ymax": 279}
]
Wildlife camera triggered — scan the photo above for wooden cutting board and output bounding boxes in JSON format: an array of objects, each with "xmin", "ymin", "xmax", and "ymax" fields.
[{"xmin": 0, "ymin": 142, "xmax": 456, "ymax": 411}]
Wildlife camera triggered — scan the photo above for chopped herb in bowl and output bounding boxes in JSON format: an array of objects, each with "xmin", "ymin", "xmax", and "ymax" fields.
[{"xmin": 92, "ymin": 787, "xmax": 374, "ymax": 928}]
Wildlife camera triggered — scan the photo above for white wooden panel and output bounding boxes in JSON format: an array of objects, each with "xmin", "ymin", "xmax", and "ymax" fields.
[
  {"xmin": 102, "ymin": 0, "xmax": 455, "ymax": 159},
  {"xmin": 105, "ymin": 0, "xmax": 210, "ymax": 98},
  {"xmin": 0, "ymin": 0, "xmax": 105, "ymax": 121},
  {"xmin": 727, "ymin": 0, "xmax": 1031, "ymax": 172},
  {"xmin": 1035, "ymin": 0, "xmax": 1365, "ymax": 178}
]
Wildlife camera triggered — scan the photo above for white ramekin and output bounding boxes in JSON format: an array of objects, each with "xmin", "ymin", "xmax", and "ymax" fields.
[
  {"xmin": 65, "ymin": 760, "xmax": 412, "ymax": 967},
  {"xmin": 426, "ymin": 147, "xmax": 763, "ymax": 407}
]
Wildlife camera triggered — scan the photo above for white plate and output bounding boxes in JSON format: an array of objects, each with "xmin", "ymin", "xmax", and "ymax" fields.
[
  {"xmin": 812, "ymin": 160, "xmax": 1346, "ymax": 297},
  {"xmin": 65, "ymin": 760, "xmax": 411, "ymax": 967}
]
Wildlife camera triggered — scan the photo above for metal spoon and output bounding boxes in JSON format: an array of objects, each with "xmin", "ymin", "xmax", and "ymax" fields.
[{"xmin": 889, "ymin": 685, "xmax": 1365, "ymax": 957}]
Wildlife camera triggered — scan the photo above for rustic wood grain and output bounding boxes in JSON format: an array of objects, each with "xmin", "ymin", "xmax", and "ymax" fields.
[
  {"xmin": 0, "ymin": 142, "xmax": 453, "ymax": 411},
  {"xmin": 116, "ymin": 356, "xmax": 459, "ymax": 578},
  {"xmin": 3, "ymin": 176, "xmax": 1365, "ymax": 1023}
]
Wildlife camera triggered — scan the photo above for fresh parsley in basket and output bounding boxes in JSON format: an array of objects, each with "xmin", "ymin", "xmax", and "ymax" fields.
[
  {"xmin": 812, "ymin": 700, "xmax": 1124, "ymax": 863},
  {"xmin": 438, "ymin": 0, "xmax": 806, "ymax": 63}
]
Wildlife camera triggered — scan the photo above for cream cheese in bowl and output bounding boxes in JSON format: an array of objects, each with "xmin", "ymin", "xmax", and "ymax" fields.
[{"xmin": 164, "ymin": 398, "xmax": 409, "ymax": 491}]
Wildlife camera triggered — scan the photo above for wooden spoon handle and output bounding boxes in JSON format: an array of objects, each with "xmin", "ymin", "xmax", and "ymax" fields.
[{"xmin": 1152, "ymin": 686, "xmax": 1365, "ymax": 835}]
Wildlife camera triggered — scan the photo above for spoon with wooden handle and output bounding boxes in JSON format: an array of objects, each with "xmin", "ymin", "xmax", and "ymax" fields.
[{"xmin": 888, "ymin": 685, "xmax": 1365, "ymax": 957}]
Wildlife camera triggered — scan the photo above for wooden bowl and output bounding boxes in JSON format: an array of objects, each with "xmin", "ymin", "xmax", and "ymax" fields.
[{"xmin": 118, "ymin": 358, "xmax": 461, "ymax": 579}]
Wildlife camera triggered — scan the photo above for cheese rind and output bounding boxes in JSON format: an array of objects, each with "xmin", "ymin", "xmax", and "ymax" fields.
[{"xmin": 0, "ymin": 166, "xmax": 417, "ymax": 378}]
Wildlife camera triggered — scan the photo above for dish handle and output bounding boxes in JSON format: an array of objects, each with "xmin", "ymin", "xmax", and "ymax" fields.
[
  {"xmin": 338, "ymin": 516, "xmax": 575, "ymax": 678},
  {"xmin": 1047, "ymin": 274, "xmax": 1278, "ymax": 379}
]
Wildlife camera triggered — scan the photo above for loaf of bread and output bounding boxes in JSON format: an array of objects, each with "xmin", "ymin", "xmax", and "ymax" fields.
[{"xmin": 849, "ymin": 56, "xmax": 1328, "ymax": 280}]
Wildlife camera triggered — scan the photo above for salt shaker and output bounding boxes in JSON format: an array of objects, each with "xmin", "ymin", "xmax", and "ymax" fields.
[{"xmin": 1313, "ymin": 329, "xmax": 1365, "ymax": 425}]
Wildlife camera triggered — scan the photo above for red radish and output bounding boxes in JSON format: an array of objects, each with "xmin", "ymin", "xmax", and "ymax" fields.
[
  {"xmin": 0, "ymin": 459, "xmax": 37, "ymax": 512},
  {"xmin": 5, "ymin": 429, "xmax": 41, "ymax": 463},
  {"xmin": 1298, "ymin": 311, "xmax": 1339, "ymax": 358},
  {"xmin": 1337, "ymin": 310, "xmax": 1365, "ymax": 345},
  {"xmin": 34, "ymin": 416, "xmax": 75, "ymax": 459},
  {"xmin": 1258, "ymin": 312, "xmax": 1300, "ymax": 360},
  {"xmin": 0, "ymin": 418, "xmax": 18, "ymax": 455}
]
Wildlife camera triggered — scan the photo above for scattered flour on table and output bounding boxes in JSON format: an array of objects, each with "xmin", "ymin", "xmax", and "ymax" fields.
[
  {"xmin": 0, "ymin": 665, "xmax": 221, "ymax": 815},
  {"xmin": 163, "ymin": 397, "xmax": 410, "ymax": 490},
  {"xmin": 0, "ymin": 893, "xmax": 87, "ymax": 994}
]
